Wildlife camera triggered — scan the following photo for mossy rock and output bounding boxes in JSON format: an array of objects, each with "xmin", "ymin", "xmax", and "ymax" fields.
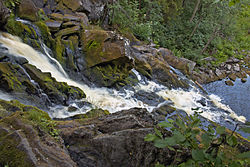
[
  {"xmin": 83, "ymin": 57, "xmax": 133, "ymax": 88},
  {"xmin": 69, "ymin": 109, "xmax": 110, "ymax": 120},
  {"xmin": 17, "ymin": 0, "xmax": 39, "ymax": 22},
  {"xmin": 62, "ymin": 0, "xmax": 82, "ymax": 11},
  {"xmin": 54, "ymin": 25, "xmax": 80, "ymax": 38},
  {"xmin": 0, "ymin": 99, "xmax": 76, "ymax": 166},
  {"xmin": 5, "ymin": 16, "xmax": 35, "ymax": 40},
  {"xmin": 81, "ymin": 29, "xmax": 128, "ymax": 68},
  {"xmin": 23, "ymin": 64, "xmax": 85, "ymax": 104},
  {"xmin": 35, "ymin": 21, "xmax": 55, "ymax": 48},
  {"xmin": 0, "ymin": 62, "xmax": 28, "ymax": 92}
]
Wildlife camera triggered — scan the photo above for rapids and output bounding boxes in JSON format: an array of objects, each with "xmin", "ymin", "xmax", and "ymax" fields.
[{"xmin": 0, "ymin": 32, "xmax": 247, "ymax": 131}]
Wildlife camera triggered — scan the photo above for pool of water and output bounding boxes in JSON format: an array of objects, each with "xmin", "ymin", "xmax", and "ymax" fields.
[{"xmin": 204, "ymin": 76, "xmax": 250, "ymax": 137}]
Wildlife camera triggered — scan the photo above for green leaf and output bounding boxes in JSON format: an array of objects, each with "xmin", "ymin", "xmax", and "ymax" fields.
[
  {"xmin": 201, "ymin": 133, "xmax": 212, "ymax": 147},
  {"xmin": 227, "ymin": 136, "xmax": 237, "ymax": 146},
  {"xmin": 216, "ymin": 126, "xmax": 226, "ymax": 135},
  {"xmin": 144, "ymin": 134, "xmax": 157, "ymax": 142},
  {"xmin": 167, "ymin": 146, "xmax": 175, "ymax": 151},
  {"xmin": 192, "ymin": 149, "xmax": 205, "ymax": 161},
  {"xmin": 158, "ymin": 121, "xmax": 173, "ymax": 128},
  {"xmin": 154, "ymin": 127, "xmax": 163, "ymax": 138},
  {"xmin": 176, "ymin": 118, "xmax": 186, "ymax": 131},
  {"xmin": 154, "ymin": 139, "xmax": 169, "ymax": 148},
  {"xmin": 167, "ymin": 119, "xmax": 174, "ymax": 123},
  {"xmin": 165, "ymin": 137, "xmax": 177, "ymax": 146},
  {"xmin": 173, "ymin": 131, "xmax": 186, "ymax": 143},
  {"xmin": 236, "ymin": 151, "xmax": 250, "ymax": 159}
]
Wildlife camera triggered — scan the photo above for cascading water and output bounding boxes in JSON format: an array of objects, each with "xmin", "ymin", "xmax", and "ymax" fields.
[{"xmin": 0, "ymin": 32, "xmax": 247, "ymax": 130}]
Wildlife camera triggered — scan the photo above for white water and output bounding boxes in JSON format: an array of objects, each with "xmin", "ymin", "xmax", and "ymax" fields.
[{"xmin": 0, "ymin": 32, "xmax": 246, "ymax": 124}]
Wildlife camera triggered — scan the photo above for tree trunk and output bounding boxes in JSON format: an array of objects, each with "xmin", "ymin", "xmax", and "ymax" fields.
[
  {"xmin": 189, "ymin": 16, "xmax": 203, "ymax": 40},
  {"xmin": 190, "ymin": 0, "xmax": 201, "ymax": 22},
  {"xmin": 201, "ymin": 26, "xmax": 218, "ymax": 54}
]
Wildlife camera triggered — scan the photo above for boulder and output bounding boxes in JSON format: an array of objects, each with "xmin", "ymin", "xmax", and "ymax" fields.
[
  {"xmin": 17, "ymin": 0, "xmax": 39, "ymax": 21},
  {"xmin": 131, "ymin": 45, "xmax": 189, "ymax": 89},
  {"xmin": 78, "ymin": 29, "xmax": 133, "ymax": 87},
  {"xmin": 58, "ymin": 108, "xmax": 189, "ymax": 166},
  {"xmin": 81, "ymin": 30, "xmax": 127, "ymax": 68},
  {"xmin": 159, "ymin": 48, "xmax": 196, "ymax": 74},
  {"xmin": 45, "ymin": 20, "xmax": 63, "ymax": 32},
  {"xmin": 54, "ymin": 25, "xmax": 81, "ymax": 38},
  {"xmin": 228, "ymin": 73, "xmax": 237, "ymax": 81},
  {"xmin": 225, "ymin": 80, "xmax": 234, "ymax": 86}
]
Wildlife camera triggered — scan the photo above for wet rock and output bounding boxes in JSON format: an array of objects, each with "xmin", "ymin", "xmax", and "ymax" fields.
[
  {"xmin": 133, "ymin": 90, "xmax": 165, "ymax": 106},
  {"xmin": 45, "ymin": 20, "xmax": 62, "ymax": 32},
  {"xmin": 215, "ymin": 68, "xmax": 224, "ymax": 79},
  {"xmin": 241, "ymin": 78, "xmax": 247, "ymax": 83},
  {"xmin": 54, "ymin": 25, "xmax": 80, "ymax": 37},
  {"xmin": 132, "ymin": 46, "xmax": 189, "ymax": 89},
  {"xmin": 225, "ymin": 80, "xmax": 234, "ymax": 86},
  {"xmin": 234, "ymin": 64, "xmax": 240, "ymax": 72},
  {"xmin": 226, "ymin": 64, "xmax": 232, "ymax": 71},
  {"xmin": 78, "ymin": 29, "xmax": 133, "ymax": 87},
  {"xmin": 68, "ymin": 108, "xmax": 110, "ymax": 120},
  {"xmin": 229, "ymin": 73, "xmax": 237, "ymax": 81},
  {"xmin": 68, "ymin": 105, "xmax": 79, "ymax": 112},
  {"xmin": 152, "ymin": 103, "xmax": 176, "ymax": 121},
  {"xmin": 23, "ymin": 63, "xmax": 85, "ymax": 105},
  {"xmin": 236, "ymin": 71, "xmax": 247, "ymax": 79},
  {"xmin": 0, "ymin": 62, "xmax": 30, "ymax": 92}
]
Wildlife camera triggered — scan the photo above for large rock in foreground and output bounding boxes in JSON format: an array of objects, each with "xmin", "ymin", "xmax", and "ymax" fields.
[
  {"xmin": 0, "ymin": 100, "xmax": 76, "ymax": 167},
  {"xmin": 58, "ymin": 108, "xmax": 188, "ymax": 167}
]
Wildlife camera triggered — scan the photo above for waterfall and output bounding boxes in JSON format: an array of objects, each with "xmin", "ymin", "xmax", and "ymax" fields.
[{"xmin": 0, "ymin": 32, "xmax": 246, "ymax": 126}]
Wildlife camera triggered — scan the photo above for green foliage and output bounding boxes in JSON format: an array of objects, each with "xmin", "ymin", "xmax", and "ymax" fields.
[
  {"xmin": 3, "ymin": 0, "xmax": 20, "ymax": 10},
  {"xmin": 107, "ymin": 0, "xmax": 249, "ymax": 66},
  {"xmin": 145, "ymin": 113, "xmax": 250, "ymax": 166},
  {"xmin": 24, "ymin": 109, "xmax": 60, "ymax": 140}
]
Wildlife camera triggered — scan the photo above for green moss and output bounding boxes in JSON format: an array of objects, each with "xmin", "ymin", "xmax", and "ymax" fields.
[
  {"xmin": 0, "ymin": 135, "xmax": 31, "ymax": 167},
  {"xmin": 0, "ymin": 100, "xmax": 59, "ymax": 140},
  {"xmin": 35, "ymin": 21, "xmax": 54, "ymax": 48},
  {"xmin": 72, "ymin": 109, "xmax": 110, "ymax": 120},
  {"xmin": 54, "ymin": 37, "xmax": 65, "ymax": 65},
  {"xmin": 0, "ymin": 63, "xmax": 23, "ymax": 92},
  {"xmin": 86, "ymin": 40, "xmax": 101, "ymax": 50},
  {"xmin": 5, "ymin": 16, "xmax": 32, "ymax": 39}
]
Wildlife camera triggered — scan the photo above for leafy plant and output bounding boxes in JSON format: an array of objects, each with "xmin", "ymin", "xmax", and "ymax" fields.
[
  {"xmin": 4, "ymin": 0, "xmax": 20, "ymax": 9},
  {"xmin": 107, "ymin": 0, "xmax": 249, "ymax": 66},
  {"xmin": 145, "ymin": 113, "xmax": 250, "ymax": 166}
]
